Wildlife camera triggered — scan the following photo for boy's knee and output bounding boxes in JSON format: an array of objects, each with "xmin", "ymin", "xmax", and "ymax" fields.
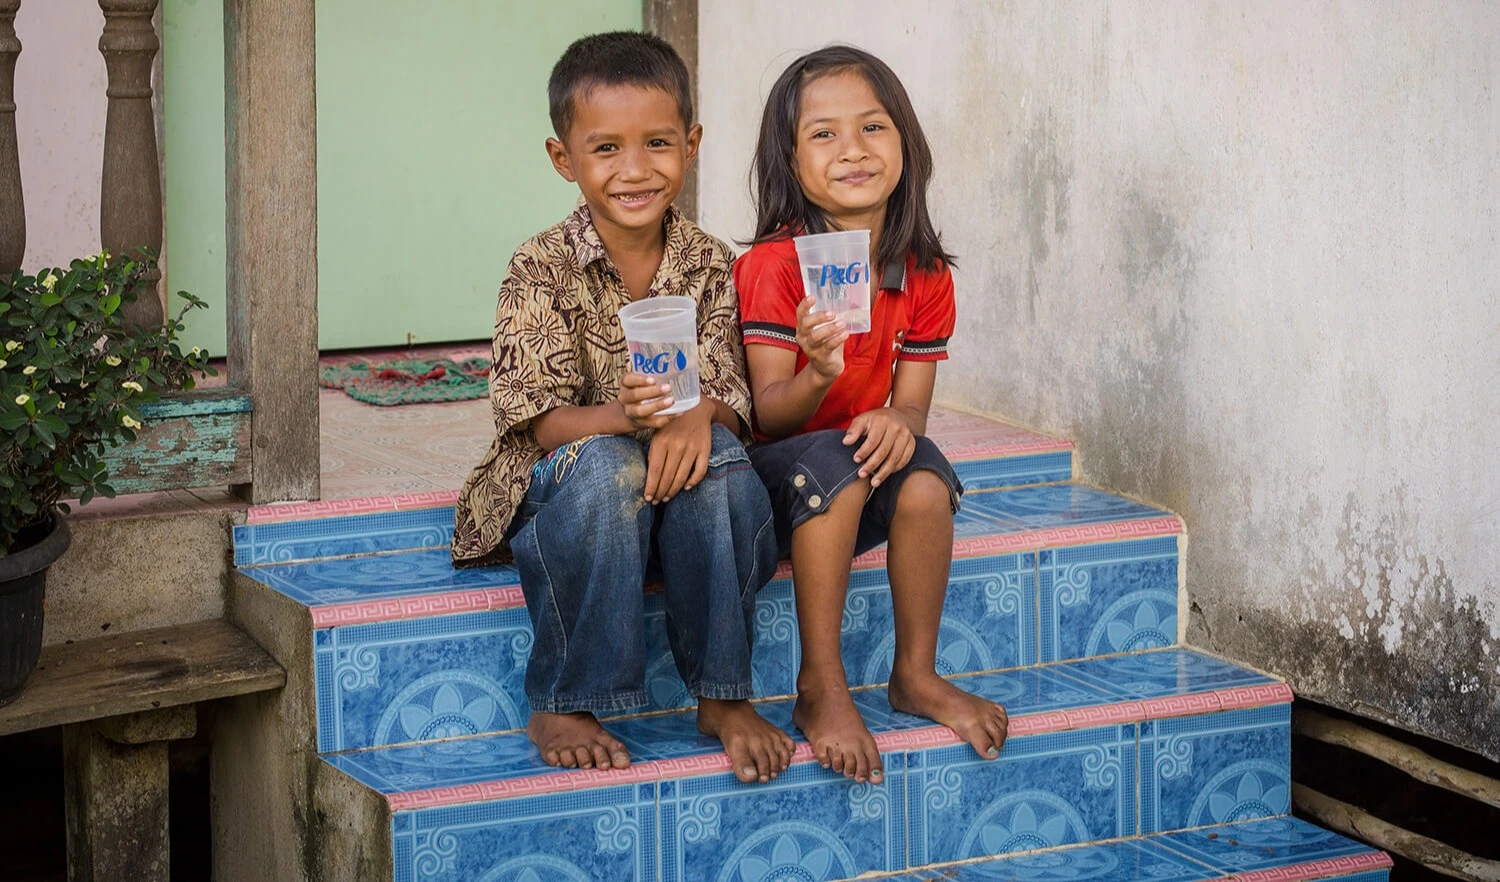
[{"xmin": 554, "ymin": 435, "xmax": 647, "ymax": 501}]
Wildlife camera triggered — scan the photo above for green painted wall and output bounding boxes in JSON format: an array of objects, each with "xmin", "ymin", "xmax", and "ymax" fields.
[{"xmin": 164, "ymin": 0, "xmax": 640, "ymax": 355}]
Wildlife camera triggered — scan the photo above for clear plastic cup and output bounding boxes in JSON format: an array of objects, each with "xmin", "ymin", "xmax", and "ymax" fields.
[
  {"xmin": 617, "ymin": 295, "xmax": 701, "ymax": 415},
  {"xmin": 793, "ymin": 229, "xmax": 872, "ymax": 333}
]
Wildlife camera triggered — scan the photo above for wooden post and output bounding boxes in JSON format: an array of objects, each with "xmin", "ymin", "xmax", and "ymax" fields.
[
  {"xmin": 224, "ymin": 0, "xmax": 320, "ymax": 503},
  {"xmin": 644, "ymin": 0, "xmax": 698, "ymax": 220},
  {"xmin": 99, "ymin": 0, "xmax": 165, "ymax": 329},
  {"xmin": 0, "ymin": 0, "xmax": 22, "ymax": 274}
]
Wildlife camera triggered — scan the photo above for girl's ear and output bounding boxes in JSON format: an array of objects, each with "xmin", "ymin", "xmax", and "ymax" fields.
[
  {"xmin": 545, "ymin": 137, "xmax": 577, "ymax": 183},
  {"xmin": 684, "ymin": 123, "xmax": 704, "ymax": 169}
]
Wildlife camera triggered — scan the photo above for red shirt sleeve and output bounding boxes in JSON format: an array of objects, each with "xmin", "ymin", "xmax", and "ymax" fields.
[
  {"xmin": 734, "ymin": 242, "xmax": 803, "ymax": 353},
  {"xmin": 898, "ymin": 265, "xmax": 956, "ymax": 361}
]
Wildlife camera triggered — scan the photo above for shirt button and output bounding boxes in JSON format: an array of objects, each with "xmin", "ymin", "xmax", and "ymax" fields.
[
  {"xmin": 793, "ymin": 474, "xmax": 807, "ymax": 488},
  {"xmin": 808, "ymin": 494, "xmax": 823, "ymax": 509}
]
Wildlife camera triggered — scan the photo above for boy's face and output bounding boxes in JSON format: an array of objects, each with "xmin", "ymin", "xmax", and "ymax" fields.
[{"xmin": 547, "ymin": 84, "xmax": 701, "ymax": 242}]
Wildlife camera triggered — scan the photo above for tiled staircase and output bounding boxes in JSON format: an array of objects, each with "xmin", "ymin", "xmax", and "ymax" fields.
[{"xmin": 229, "ymin": 409, "xmax": 1392, "ymax": 882}]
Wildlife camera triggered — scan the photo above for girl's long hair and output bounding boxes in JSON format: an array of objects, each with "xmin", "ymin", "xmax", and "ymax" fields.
[{"xmin": 748, "ymin": 45, "xmax": 955, "ymax": 272}]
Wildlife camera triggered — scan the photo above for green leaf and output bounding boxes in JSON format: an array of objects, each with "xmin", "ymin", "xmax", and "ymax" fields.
[
  {"xmin": 0, "ymin": 412, "xmax": 24, "ymax": 431},
  {"xmin": 31, "ymin": 421, "xmax": 54, "ymax": 447},
  {"xmin": 102, "ymin": 292, "xmax": 121, "ymax": 315}
]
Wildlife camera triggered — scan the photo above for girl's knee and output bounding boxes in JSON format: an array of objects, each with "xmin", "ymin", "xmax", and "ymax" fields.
[{"xmin": 895, "ymin": 469, "xmax": 954, "ymax": 517}]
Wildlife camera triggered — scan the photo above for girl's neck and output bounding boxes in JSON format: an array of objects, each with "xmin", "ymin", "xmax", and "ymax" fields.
[{"xmin": 825, "ymin": 205, "xmax": 886, "ymax": 269}]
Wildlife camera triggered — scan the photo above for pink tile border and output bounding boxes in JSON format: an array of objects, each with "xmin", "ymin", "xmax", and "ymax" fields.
[
  {"xmin": 1231, "ymin": 852, "xmax": 1393, "ymax": 882},
  {"xmin": 247, "ymin": 489, "xmax": 461, "ymax": 525},
  {"xmin": 310, "ymin": 586, "xmax": 525, "ymax": 628},
  {"xmin": 1215, "ymin": 682, "xmax": 1295, "ymax": 711},
  {"xmin": 377, "ymin": 682, "xmax": 1293, "ymax": 810}
]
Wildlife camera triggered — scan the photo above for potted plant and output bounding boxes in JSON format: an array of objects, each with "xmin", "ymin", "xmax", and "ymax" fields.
[{"xmin": 0, "ymin": 250, "xmax": 210, "ymax": 705}]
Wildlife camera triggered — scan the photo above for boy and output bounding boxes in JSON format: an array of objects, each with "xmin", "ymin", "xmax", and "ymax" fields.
[{"xmin": 452, "ymin": 32, "xmax": 793, "ymax": 785}]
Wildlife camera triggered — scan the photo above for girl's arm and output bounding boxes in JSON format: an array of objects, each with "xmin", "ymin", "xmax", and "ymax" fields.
[{"xmin": 746, "ymin": 298, "xmax": 849, "ymax": 438}]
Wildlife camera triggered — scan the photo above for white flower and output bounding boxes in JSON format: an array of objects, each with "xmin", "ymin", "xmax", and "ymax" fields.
[
  {"xmin": 41, "ymin": 273, "xmax": 57, "ymax": 292},
  {"xmin": 0, "ymin": 359, "xmax": 6, "ymax": 370},
  {"xmin": 22, "ymin": 365, "xmax": 36, "ymax": 375},
  {"xmin": 3, "ymin": 340, "xmax": 19, "ymax": 353},
  {"xmin": 105, "ymin": 355, "xmax": 122, "ymax": 367},
  {"xmin": 57, "ymin": 401, "xmax": 65, "ymax": 410},
  {"xmin": 121, "ymin": 381, "xmax": 144, "ymax": 393},
  {"xmin": 191, "ymin": 346, "xmax": 204, "ymax": 357},
  {"xmin": 14, "ymin": 393, "xmax": 30, "ymax": 406},
  {"xmin": 121, "ymin": 415, "xmax": 142, "ymax": 429}
]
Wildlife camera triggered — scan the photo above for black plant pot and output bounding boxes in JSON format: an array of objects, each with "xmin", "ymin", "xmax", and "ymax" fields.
[{"xmin": 0, "ymin": 510, "xmax": 70, "ymax": 706}]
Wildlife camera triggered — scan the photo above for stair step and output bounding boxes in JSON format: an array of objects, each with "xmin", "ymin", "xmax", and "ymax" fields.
[
  {"xmin": 315, "ymin": 649, "xmax": 1300, "ymax": 881},
  {"xmin": 238, "ymin": 483, "xmax": 1183, "ymax": 754},
  {"xmin": 881, "ymin": 817, "xmax": 1393, "ymax": 881}
]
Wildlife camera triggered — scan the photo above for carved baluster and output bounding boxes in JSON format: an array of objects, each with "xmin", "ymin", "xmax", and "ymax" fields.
[
  {"xmin": 99, "ymin": 0, "xmax": 163, "ymax": 327},
  {"xmin": 0, "ymin": 0, "xmax": 22, "ymax": 274}
]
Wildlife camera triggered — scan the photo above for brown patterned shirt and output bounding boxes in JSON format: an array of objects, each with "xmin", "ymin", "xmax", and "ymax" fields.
[{"xmin": 452, "ymin": 203, "xmax": 752, "ymax": 567}]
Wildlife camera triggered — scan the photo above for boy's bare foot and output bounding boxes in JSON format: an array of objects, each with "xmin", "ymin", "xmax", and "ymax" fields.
[
  {"xmin": 792, "ymin": 682, "xmax": 884, "ymax": 784},
  {"xmin": 528, "ymin": 711, "xmax": 631, "ymax": 770},
  {"xmin": 697, "ymin": 698, "xmax": 796, "ymax": 784},
  {"xmin": 889, "ymin": 669, "xmax": 1008, "ymax": 760}
]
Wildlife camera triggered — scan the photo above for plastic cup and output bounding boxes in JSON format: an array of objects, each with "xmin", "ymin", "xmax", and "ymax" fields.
[
  {"xmin": 793, "ymin": 229, "xmax": 872, "ymax": 333},
  {"xmin": 617, "ymin": 295, "xmax": 701, "ymax": 416}
]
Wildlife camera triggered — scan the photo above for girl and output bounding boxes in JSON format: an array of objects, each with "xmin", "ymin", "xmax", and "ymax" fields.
[{"xmin": 736, "ymin": 46, "xmax": 1009, "ymax": 785}]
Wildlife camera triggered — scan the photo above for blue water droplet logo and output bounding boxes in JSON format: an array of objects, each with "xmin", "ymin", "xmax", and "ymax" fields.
[{"xmin": 675, "ymin": 350, "xmax": 688, "ymax": 371}]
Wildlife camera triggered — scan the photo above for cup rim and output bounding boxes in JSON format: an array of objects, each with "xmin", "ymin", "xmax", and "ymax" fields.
[{"xmin": 792, "ymin": 229, "xmax": 871, "ymax": 250}]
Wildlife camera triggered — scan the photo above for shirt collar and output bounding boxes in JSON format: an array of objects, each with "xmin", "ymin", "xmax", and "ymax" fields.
[
  {"xmin": 563, "ymin": 200, "xmax": 690, "ymax": 275},
  {"xmin": 879, "ymin": 257, "xmax": 907, "ymax": 292}
]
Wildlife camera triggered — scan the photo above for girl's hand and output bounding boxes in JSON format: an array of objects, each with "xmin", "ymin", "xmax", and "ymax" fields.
[
  {"xmin": 618, "ymin": 372, "xmax": 676, "ymax": 431},
  {"xmin": 843, "ymin": 408, "xmax": 917, "ymax": 487},
  {"xmin": 645, "ymin": 400, "xmax": 713, "ymax": 503},
  {"xmin": 795, "ymin": 297, "xmax": 848, "ymax": 382}
]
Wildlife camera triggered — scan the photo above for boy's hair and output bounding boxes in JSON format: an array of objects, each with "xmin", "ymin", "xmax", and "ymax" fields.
[
  {"xmin": 749, "ymin": 45, "xmax": 955, "ymax": 272},
  {"xmin": 548, "ymin": 31, "xmax": 694, "ymax": 139}
]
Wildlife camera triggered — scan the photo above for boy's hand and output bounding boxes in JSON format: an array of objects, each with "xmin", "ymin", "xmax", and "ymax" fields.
[
  {"xmin": 843, "ymin": 408, "xmax": 917, "ymax": 488},
  {"xmin": 645, "ymin": 400, "xmax": 713, "ymax": 503},
  {"xmin": 618, "ymin": 372, "xmax": 677, "ymax": 431},
  {"xmin": 795, "ymin": 297, "xmax": 848, "ymax": 382}
]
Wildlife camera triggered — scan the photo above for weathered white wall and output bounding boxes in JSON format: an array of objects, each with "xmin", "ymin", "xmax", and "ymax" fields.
[
  {"xmin": 700, "ymin": 1, "xmax": 1500, "ymax": 759},
  {"xmin": 13, "ymin": 0, "xmax": 106, "ymax": 268}
]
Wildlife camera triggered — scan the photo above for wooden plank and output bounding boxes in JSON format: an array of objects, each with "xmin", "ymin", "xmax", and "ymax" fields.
[
  {"xmin": 224, "ymin": 0, "xmax": 320, "ymax": 503},
  {"xmin": 99, "ymin": 408, "xmax": 252, "ymax": 494},
  {"xmin": 644, "ymin": 0, "xmax": 698, "ymax": 220},
  {"xmin": 138, "ymin": 388, "xmax": 253, "ymax": 419},
  {"xmin": 0, "ymin": 0, "xmax": 22, "ymax": 273},
  {"xmin": 0, "ymin": 619, "xmax": 285, "ymax": 736}
]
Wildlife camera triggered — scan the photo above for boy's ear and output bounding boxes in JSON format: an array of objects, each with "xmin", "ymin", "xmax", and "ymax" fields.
[
  {"xmin": 545, "ymin": 137, "xmax": 577, "ymax": 183},
  {"xmin": 684, "ymin": 123, "xmax": 703, "ymax": 170}
]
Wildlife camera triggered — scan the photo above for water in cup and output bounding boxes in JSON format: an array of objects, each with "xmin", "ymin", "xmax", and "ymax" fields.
[
  {"xmin": 793, "ymin": 229, "xmax": 872, "ymax": 333},
  {"xmin": 618, "ymin": 296, "xmax": 701, "ymax": 415}
]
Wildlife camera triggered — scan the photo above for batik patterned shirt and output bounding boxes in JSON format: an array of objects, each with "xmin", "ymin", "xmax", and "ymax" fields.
[{"xmin": 452, "ymin": 203, "xmax": 752, "ymax": 566}]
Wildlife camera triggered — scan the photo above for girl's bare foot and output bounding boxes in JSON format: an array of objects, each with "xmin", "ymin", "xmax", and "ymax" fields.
[
  {"xmin": 527, "ymin": 711, "xmax": 631, "ymax": 770},
  {"xmin": 888, "ymin": 669, "xmax": 1008, "ymax": 759},
  {"xmin": 792, "ymin": 682, "xmax": 884, "ymax": 784},
  {"xmin": 697, "ymin": 698, "xmax": 796, "ymax": 784}
]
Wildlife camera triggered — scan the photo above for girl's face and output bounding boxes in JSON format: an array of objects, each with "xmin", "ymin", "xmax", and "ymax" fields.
[{"xmin": 793, "ymin": 71, "xmax": 903, "ymax": 228}]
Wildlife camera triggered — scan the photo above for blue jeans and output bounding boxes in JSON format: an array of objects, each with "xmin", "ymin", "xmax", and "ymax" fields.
[{"xmin": 509, "ymin": 425, "xmax": 777, "ymax": 714}]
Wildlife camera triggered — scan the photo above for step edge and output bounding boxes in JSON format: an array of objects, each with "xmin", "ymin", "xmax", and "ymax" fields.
[{"xmin": 351, "ymin": 682, "xmax": 1293, "ymax": 812}]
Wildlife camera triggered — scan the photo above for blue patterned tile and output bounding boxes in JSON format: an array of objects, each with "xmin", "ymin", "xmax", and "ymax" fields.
[
  {"xmin": 240, "ymin": 549, "xmax": 518, "ymax": 608},
  {"xmin": 392, "ymin": 782, "xmax": 657, "ymax": 882},
  {"xmin": 907, "ymin": 725, "xmax": 1137, "ymax": 867},
  {"xmin": 1052, "ymin": 649, "xmax": 1274, "ymax": 702},
  {"xmin": 953, "ymin": 450, "xmax": 1074, "ymax": 492},
  {"xmin": 913, "ymin": 839, "xmax": 1223, "ymax": 882},
  {"xmin": 606, "ymin": 700, "xmax": 799, "ymax": 764},
  {"xmin": 659, "ymin": 756, "xmax": 907, "ymax": 881},
  {"xmin": 314, "ymin": 609, "xmax": 534, "ymax": 752},
  {"xmin": 234, "ymin": 506, "xmax": 457, "ymax": 566},
  {"xmin": 1039, "ymin": 537, "xmax": 1179, "ymax": 663},
  {"xmin": 1156, "ymin": 816, "xmax": 1376, "ymax": 873},
  {"xmin": 961, "ymin": 485, "xmax": 1171, "ymax": 531},
  {"xmin": 1141, "ymin": 705, "xmax": 1290, "ymax": 833},
  {"xmin": 324, "ymin": 730, "xmax": 558, "ymax": 795}
]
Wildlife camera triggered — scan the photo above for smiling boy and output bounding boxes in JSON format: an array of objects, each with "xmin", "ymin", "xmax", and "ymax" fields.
[{"xmin": 452, "ymin": 32, "xmax": 793, "ymax": 784}]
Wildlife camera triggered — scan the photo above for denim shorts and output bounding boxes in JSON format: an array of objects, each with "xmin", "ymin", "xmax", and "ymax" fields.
[{"xmin": 749, "ymin": 429, "xmax": 963, "ymax": 558}]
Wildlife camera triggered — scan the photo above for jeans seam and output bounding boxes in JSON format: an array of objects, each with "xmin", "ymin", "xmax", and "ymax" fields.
[
  {"xmin": 529, "ymin": 690, "xmax": 647, "ymax": 714},
  {"xmin": 528, "ymin": 525, "xmax": 569, "ymax": 676},
  {"xmin": 742, "ymin": 513, "xmax": 774, "ymax": 601},
  {"xmin": 789, "ymin": 462, "xmax": 865, "ymax": 531}
]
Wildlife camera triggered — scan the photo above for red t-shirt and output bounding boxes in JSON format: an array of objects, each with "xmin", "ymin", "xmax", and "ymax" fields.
[{"xmin": 735, "ymin": 236, "xmax": 956, "ymax": 437}]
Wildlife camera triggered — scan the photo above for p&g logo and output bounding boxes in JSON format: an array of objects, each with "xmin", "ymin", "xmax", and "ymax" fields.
[
  {"xmin": 819, "ymin": 262, "xmax": 866, "ymax": 287},
  {"xmin": 633, "ymin": 350, "xmax": 689, "ymax": 375}
]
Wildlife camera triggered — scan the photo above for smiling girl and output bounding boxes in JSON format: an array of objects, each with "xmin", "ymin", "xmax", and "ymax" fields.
[{"xmin": 735, "ymin": 46, "xmax": 1009, "ymax": 785}]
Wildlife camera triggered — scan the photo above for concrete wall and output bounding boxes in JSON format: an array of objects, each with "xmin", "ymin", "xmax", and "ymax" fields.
[
  {"xmin": 699, "ymin": 1, "xmax": 1500, "ymax": 759},
  {"xmin": 12, "ymin": 0, "xmax": 106, "ymax": 269}
]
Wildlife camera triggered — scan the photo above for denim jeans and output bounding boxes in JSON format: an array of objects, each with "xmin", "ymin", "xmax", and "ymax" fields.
[{"xmin": 509, "ymin": 424, "xmax": 777, "ymax": 714}]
